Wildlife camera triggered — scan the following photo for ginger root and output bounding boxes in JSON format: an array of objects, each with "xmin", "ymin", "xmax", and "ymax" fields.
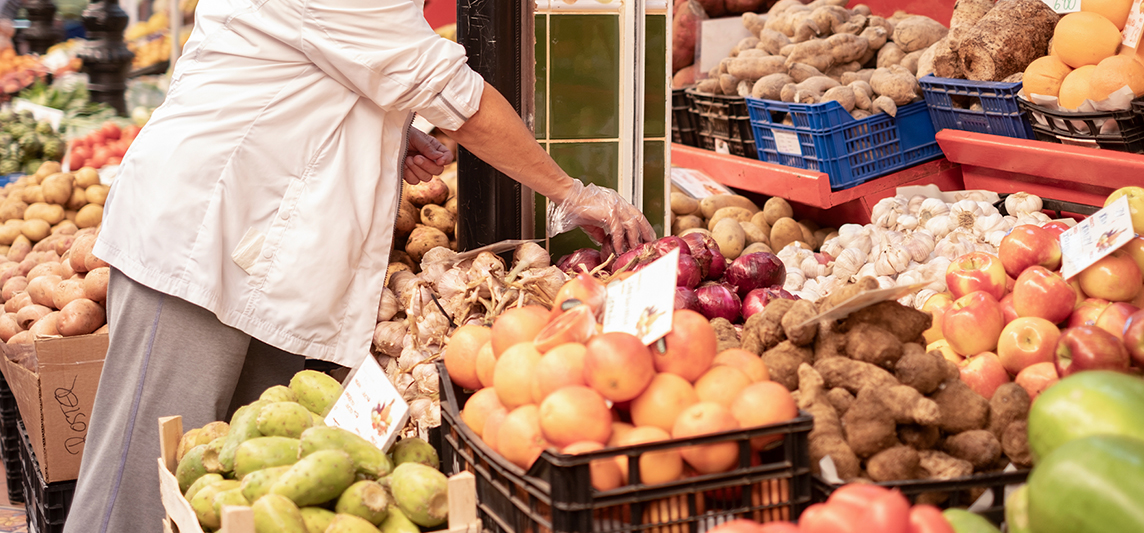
[
  {"xmin": 742, "ymin": 298, "xmax": 793, "ymax": 355},
  {"xmin": 814, "ymin": 356, "xmax": 898, "ymax": 394},
  {"xmin": 781, "ymin": 299, "xmax": 819, "ymax": 346},
  {"xmin": 943, "ymin": 430, "xmax": 1002, "ymax": 470},
  {"xmin": 845, "ymin": 323, "xmax": 904, "ymax": 368},
  {"xmin": 867, "ymin": 445, "xmax": 921, "ymax": 482},
  {"xmin": 799, "ymin": 364, "xmax": 862, "ymax": 480}
]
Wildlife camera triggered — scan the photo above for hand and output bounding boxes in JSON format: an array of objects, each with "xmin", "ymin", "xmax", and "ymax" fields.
[
  {"xmin": 403, "ymin": 126, "xmax": 454, "ymax": 185},
  {"xmin": 547, "ymin": 179, "xmax": 657, "ymax": 254}
]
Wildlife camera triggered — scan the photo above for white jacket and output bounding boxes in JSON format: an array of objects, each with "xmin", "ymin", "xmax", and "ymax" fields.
[{"xmin": 93, "ymin": 0, "xmax": 484, "ymax": 367}]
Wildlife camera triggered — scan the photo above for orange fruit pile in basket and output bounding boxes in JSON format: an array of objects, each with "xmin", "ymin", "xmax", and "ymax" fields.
[{"xmin": 446, "ymin": 273, "xmax": 800, "ymax": 491}]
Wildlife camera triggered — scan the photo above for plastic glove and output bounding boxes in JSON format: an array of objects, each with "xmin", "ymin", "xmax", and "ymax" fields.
[
  {"xmin": 547, "ymin": 179, "xmax": 656, "ymax": 254},
  {"xmin": 404, "ymin": 127, "xmax": 453, "ymax": 185}
]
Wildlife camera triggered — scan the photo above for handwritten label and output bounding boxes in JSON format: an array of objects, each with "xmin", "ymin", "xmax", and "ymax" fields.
[
  {"xmin": 1042, "ymin": 0, "xmax": 1080, "ymax": 12},
  {"xmin": 603, "ymin": 248, "xmax": 677, "ymax": 345},
  {"xmin": 1125, "ymin": 0, "xmax": 1144, "ymax": 48},
  {"xmin": 670, "ymin": 167, "xmax": 732, "ymax": 199},
  {"xmin": 773, "ymin": 130, "xmax": 802, "ymax": 156},
  {"xmin": 54, "ymin": 375, "xmax": 87, "ymax": 455},
  {"xmin": 1060, "ymin": 195, "xmax": 1135, "ymax": 279},
  {"xmin": 324, "ymin": 355, "xmax": 409, "ymax": 452}
]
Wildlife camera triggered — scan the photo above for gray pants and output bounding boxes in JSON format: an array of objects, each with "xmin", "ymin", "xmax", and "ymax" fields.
[{"xmin": 63, "ymin": 269, "xmax": 305, "ymax": 533}]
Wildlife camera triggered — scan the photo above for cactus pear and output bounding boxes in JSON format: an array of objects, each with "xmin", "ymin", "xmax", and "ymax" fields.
[
  {"xmin": 202, "ymin": 436, "xmax": 228, "ymax": 474},
  {"xmin": 176, "ymin": 428, "xmax": 202, "ymax": 464},
  {"xmin": 253, "ymin": 493, "xmax": 307, "ymax": 533},
  {"xmin": 176, "ymin": 444, "xmax": 210, "ymax": 493},
  {"xmin": 290, "ymin": 370, "xmax": 343, "ymax": 416},
  {"xmin": 185, "ymin": 473, "xmax": 224, "ymax": 502},
  {"xmin": 234, "ymin": 436, "xmax": 301, "ymax": 479},
  {"xmin": 257, "ymin": 402, "xmax": 314, "ymax": 439},
  {"xmin": 300, "ymin": 427, "xmax": 393, "ymax": 478},
  {"xmin": 335, "ymin": 480, "xmax": 391, "ymax": 525},
  {"xmin": 199, "ymin": 421, "xmax": 230, "ymax": 443},
  {"xmin": 260, "ymin": 385, "xmax": 298, "ymax": 403},
  {"xmin": 212, "ymin": 487, "xmax": 250, "ymax": 518},
  {"xmin": 220, "ymin": 400, "xmax": 271, "ymax": 472},
  {"xmin": 191, "ymin": 479, "xmax": 240, "ymax": 530},
  {"xmin": 310, "ymin": 410, "xmax": 327, "ymax": 427},
  {"xmin": 390, "ymin": 438, "xmax": 439, "ymax": 469},
  {"xmin": 327, "ymin": 513, "xmax": 383, "ymax": 533},
  {"xmin": 380, "ymin": 507, "xmax": 421, "ymax": 533},
  {"xmin": 389, "ymin": 463, "xmax": 448, "ymax": 527},
  {"xmin": 300, "ymin": 507, "xmax": 337, "ymax": 533},
  {"xmin": 241, "ymin": 465, "xmax": 293, "ymax": 503},
  {"xmin": 270, "ymin": 449, "xmax": 356, "ymax": 507}
]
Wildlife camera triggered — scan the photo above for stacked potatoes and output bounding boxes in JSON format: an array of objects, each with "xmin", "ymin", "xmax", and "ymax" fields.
[
  {"xmin": 390, "ymin": 163, "xmax": 458, "ymax": 275},
  {"xmin": 671, "ymin": 190, "xmax": 837, "ymax": 260}
]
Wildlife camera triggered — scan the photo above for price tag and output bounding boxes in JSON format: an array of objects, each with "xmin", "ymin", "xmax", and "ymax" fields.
[
  {"xmin": 11, "ymin": 99, "xmax": 64, "ymax": 131},
  {"xmin": 1060, "ymin": 195, "xmax": 1136, "ymax": 280},
  {"xmin": 1041, "ymin": 0, "xmax": 1080, "ymax": 13},
  {"xmin": 772, "ymin": 130, "xmax": 802, "ymax": 156},
  {"xmin": 796, "ymin": 280, "xmax": 934, "ymax": 328},
  {"xmin": 670, "ymin": 167, "xmax": 732, "ymax": 198},
  {"xmin": 714, "ymin": 138, "xmax": 731, "ymax": 154},
  {"xmin": 603, "ymin": 248, "xmax": 677, "ymax": 345},
  {"xmin": 1123, "ymin": 0, "xmax": 1144, "ymax": 48},
  {"xmin": 324, "ymin": 355, "xmax": 410, "ymax": 452}
]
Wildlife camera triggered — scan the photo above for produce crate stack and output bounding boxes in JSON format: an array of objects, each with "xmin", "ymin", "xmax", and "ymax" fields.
[
  {"xmin": 17, "ymin": 421, "xmax": 75, "ymax": 533},
  {"xmin": 0, "ymin": 373, "xmax": 21, "ymax": 504},
  {"xmin": 918, "ymin": 76, "xmax": 1034, "ymax": 140}
]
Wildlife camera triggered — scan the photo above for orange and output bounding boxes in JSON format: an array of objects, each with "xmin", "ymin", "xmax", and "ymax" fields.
[
  {"xmin": 630, "ymin": 373, "xmax": 699, "ymax": 433},
  {"xmin": 492, "ymin": 342, "xmax": 543, "ymax": 410},
  {"xmin": 694, "ymin": 366, "xmax": 752, "ymax": 408},
  {"xmin": 538, "ymin": 386, "xmax": 613, "ymax": 447},
  {"xmin": 444, "ymin": 324, "xmax": 490, "ymax": 390}
]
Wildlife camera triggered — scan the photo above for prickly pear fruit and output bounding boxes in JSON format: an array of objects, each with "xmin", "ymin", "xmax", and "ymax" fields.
[
  {"xmin": 389, "ymin": 462, "xmax": 448, "ymax": 527},
  {"xmin": 176, "ymin": 444, "xmax": 209, "ymax": 493},
  {"xmin": 185, "ymin": 473, "xmax": 225, "ymax": 502},
  {"xmin": 300, "ymin": 507, "xmax": 337, "ymax": 533},
  {"xmin": 176, "ymin": 428, "xmax": 202, "ymax": 464},
  {"xmin": 199, "ymin": 421, "xmax": 230, "ymax": 443},
  {"xmin": 257, "ymin": 402, "xmax": 314, "ymax": 439},
  {"xmin": 380, "ymin": 507, "xmax": 421, "ymax": 533},
  {"xmin": 390, "ymin": 438, "xmax": 439, "ymax": 469},
  {"xmin": 202, "ymin": 436, "xmax": 228, "ymax": 474},
  {"xmin": 253, "ymin": 493, "xmax": 307, "ymax": 533},
  {"xmin": 270, "ymin": 449, "xmax": 356, "ymax": 507},
  {"xmin": 300, "ymin": 427, "xmax": 393, "ymax": 478},
  {"xmin": 220, "ymin": 400, "xmax": 271, "ymax": 472},
  {"xmin": 290, "ymin": 370, "xmax": 343, "ymax": 416},
  {"xmin": 234, "ymin": 436, "xmax": 301, "ymax": 479},
  {"xmin": 310, "ymin": 410, "xmax": 327, "ymax": 427},
  {"xmin": 241, "ymin": 465, "xmax": 293, "ymax": 503},
  {"xmin": 212, "ymin": 487, "xmax": 250, "ymax": 518},
  {"xmin": 191, "ymin": 479, "xmax": 240, "ymax": 530},
  {"xmin": 327, "ymin": 513, "xmax": 383, "ymax": 533},
  {"xmin": 261, "ymin": 385, "xmax": 298, "ymax": 403},
  {"xmin": 336, "ymin": 480, "xmax": 391, "ymax": 525}
]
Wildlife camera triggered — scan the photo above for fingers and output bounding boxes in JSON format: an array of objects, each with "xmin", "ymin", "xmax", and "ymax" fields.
[
  {"xmin": 409, "ymin": 154, "xmax": 446, "ymax": 176},
  {"xmin": 403, "ymin": 158, "xmax": 434, "ymax": 184},
  {"xmin": 582, "ymin": 226, "xmax": 607, "ymax": 247}
]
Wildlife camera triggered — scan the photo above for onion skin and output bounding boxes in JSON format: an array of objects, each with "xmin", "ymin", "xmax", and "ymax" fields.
[
  {"xmin": 696, "ymin": 283, "xmax": 741, "ymax": 322},
  {"xmin": 556, "ymin": 248, "xmax": 602, "ymax": 273},
  {"xmin": 725, "ymin": 252, "xmax": 786, "ymax": 298},
  {"xmin": 654, "ymin": 236, "xmax": 692, "ymax": 257},
  {"xmin": 741, "ymin": 287, "xmax": 798, "ymax": 320},
  {"xmin": 680, "ymin": 232, "xmax": 727, "ymax": 281},
  {"xmin": 677, "ymin": 254, "xmax": 702, "ymax": 289},
  {"xmin": 674, "ymin": 287, "xmax": 700, "ymax": 312}
]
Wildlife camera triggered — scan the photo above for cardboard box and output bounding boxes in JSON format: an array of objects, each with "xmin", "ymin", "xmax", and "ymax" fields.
[{"xmin": 0, "ymin": 334, "xmax": 107, "ymax": 483}]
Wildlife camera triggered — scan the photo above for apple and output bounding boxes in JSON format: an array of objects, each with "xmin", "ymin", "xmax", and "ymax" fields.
[
  {"xmin": 943, "ymin": 291, "xmax": 1005, "ymax": 356},
  {"xmin": 1015, "ymin": 362, "xmax": 1060, "ymax": 402},
  {"xmin": 1095, "ymin": 302, "xmax": 1140, "ymax": 341},
  {"xmin": 921, "ymin": 293, "xmax": 954, "ymax": 344},
  {"xmin": 1068, "ymin": 298, "xmax": 1112, "ymax": 328},
  {"xmin": 1105, "ymin": 186, "xmax": 1144, "ymax": 236},
  {"xmin": 1000, "ymin": 293, "xmax": 1019, "ymax": 325},
  {"xmin": 1122, "ymin": 236, "xmax": 1144, "ymax": 276},
  {"xmin": 946, "ymin": 252, "xmax": 1007, "ymax": 301},
  {"xmin": 1124, "ymin": 310, "xmax": 1144, "ymax": 367},
  {"xmin": 959, "ymin": 352, "xmax": 1011, "ymax": 400},
  {"xmin": 1055, "ymin": 326, "xmax": 1132, "ymax": 377},
  {"xmin": 1013, "ymin": 266, "xmax": 1076, "ymax": 324},
  {"xmin": 1068, "ymin": 277, "xmax": 1087, "ymax": 308},
  {"xmin": 999, "ymin": 225, "xmax": 1063, "ymax": 278},
  {"xmin": 1040, "ymin": 221, "xmax": 1071, "ymax": 238},
  {"xmin": 928, "ymin": 339, "xmax": 963, "ymax": 363},
  {"xmin": 997, "ymin": 317, "xmax": 1061, "ymax": 376},
  {"xmin": 1078, "ymin": 250, "xmax": 1143, "ymax": 302}
]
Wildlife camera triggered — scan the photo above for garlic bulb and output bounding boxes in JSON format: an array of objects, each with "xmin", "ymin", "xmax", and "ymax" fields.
[
  {"xmin": 393, "ymin": 372, "xmax": 417, "ymax": 401},
  {"xmin": 373, "ymin": 321, "xmax": 407, "ymax": 357},
  {"xmin": 871, "ymin": 197, "xmax": 908, "ymax": 229},
  {"xmin": 914, "ymin": 289, "xmax": 939, "ymax": 310},
  {"xmin": 848, "ymin": 232, "xmax": 874, "ymax": 256},
  {"xmin": 820, "ymin": 238, "xmax": 844, "ymax": 259},
  {"xmin": 398, "ymin": 345, "xmax": 431, "ymax": 371},
  {"xmin": 1017, "ymin": 212, "xmax": 1052, "ymax": 226},
  {"xmin": 985, "ymin": 230, "xmax": 1008, "ymax": 247},
  {"xmin": 817, "ymin": 275, "xmax": 842, "ymax": 297},
  {"xmin": 977, "ymin": 201, "xmax": 1000, "ymax": 217},
  {"xmin": 964, "ymin": 191, "xmax": 989, "ymax": 202},
  {"xmin": 918, "ymin": 198, "xmax": 950, "ymax": 225},
  {"xmin": 875, "ymin": 248, "xmax": 911, "ymax": 276},
  {"xmin": 1004, "ymin": 192, "xmax": 1043, "ymax": 217},
  {"xmin": 784, "ymin": 268, "xmax": 807, "ymax": 291},
  {"xmin": 897, "ymin": 214, "xmax": 919, "ymax": 231},
  {"xmin": 793, "ymin": 289, "xmax": 821, "ymax": 301},
  {"xmin": 802, "ymin": 278, "xmax": 820, "ymax": 295},
  {"xmin": 935, "ymin": 232, "xmax": 976, "ymax": 260},
  {"xmin": 974, "ymin": 213, "xmax": 1007, "ymax": 236},
  {"xmin": 898, "ymin": 294, "xmax": 915, "ymax": 308},
  {"xmin": 856, "ymin": 262, "xmax": 879, "ymax": 281},
  {"xmin": 896, "ymin": 269, "xmax": 927, "ymax": 288},
  {"xmin": 377, "ymin": 288, "xmax": 400, "ymax": 322},
  {"xmin": 836, "ymin": 224, "xmax": 865, "ymax": 245},
  {"xmin": 832, "ymin": 248, "xmax": 867, "ymax": 281},
  {"xmin": 908, "ymin": 231, "xmax": 936, "ymax": 262},
  {"xmin": 950, "ymin": 200, "xmax": 982, "ymax": 231},
  {"xmin": 876, "ymin": 276, "xmax": 897, "ymax": 290},
  {"xmin": 907, "ymin": 195, "xmax": 927, "ymax": 216},
  {"xmin": 412, "ymin": 363, "xmax": 440, "ymax": 395},
  {"xmin": 926, "ymin": 214, "xmax": 954, "ymax": 239},
  {"xmin": 801, "ymin": 255, "xmax": 831, "ymax": 278}
]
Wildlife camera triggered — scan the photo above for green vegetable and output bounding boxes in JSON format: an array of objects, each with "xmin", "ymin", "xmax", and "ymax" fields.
[
  {"xmin": 1005, "ymin": 484, "xmax": 1031, "ymax": 533},
  {"xmin": 941, "ymin": 509, "xmax": 1001, "ymax": 533},
  {"xmin": 1028, "ymin": 435, "xmax": 1144, "ymax": 533},
  {"xmin": 1028, "ymin": 371, "xmax": 1144, "ymax": 462}
]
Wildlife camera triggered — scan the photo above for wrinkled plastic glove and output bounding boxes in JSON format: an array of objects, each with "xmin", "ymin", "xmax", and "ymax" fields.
[
  {"xmin": 403, "ymin": 127, "xmax": 453, "ymax": 185},
  {"xmin": 546, "ymin": 179, "xmax": 657, "ymax": 255}
]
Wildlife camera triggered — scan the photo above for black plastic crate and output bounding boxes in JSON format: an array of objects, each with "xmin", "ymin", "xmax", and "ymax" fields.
[
  {"xmin": 686, "ymin": 89, "xmax": 758, "ymax": 159},
  {"xmin": 18, "ymin": 421, "xmax": 75, "ymax": 533},
  {"xmin": 672, "ymin": 88, "xmax": 700, "ymax": 147},
  {"xmin": 918, "ymin": 75, "xmax": 1034, "ymax": 139},
  {"xmin": 0, "ymin": 373, "xmax": 21, "ymax": 503},
  {"xmin": 437, "ymin": 361, "xmax": 813, "ymax": 533},
  {"xmin": 1017, "ymin": 96, "xmax": 1144, "ymax": 153},
  {"xmin": 811, "ymin": 469, "xmax": 1029, "ymax": 525}
]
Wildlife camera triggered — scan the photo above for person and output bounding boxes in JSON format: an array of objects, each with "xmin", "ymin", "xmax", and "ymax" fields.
[{"xmin": 62, "ymin": 0, "xmax": 656, "ymax": 530}]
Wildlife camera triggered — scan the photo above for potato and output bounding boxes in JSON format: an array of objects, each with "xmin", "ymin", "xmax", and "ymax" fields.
[
  {"xmin": 57, "ymin": 298, "xmax": 105, "ymax": 337},
  {"xmin": 762, "ymin": 197, "xmax": 794, "ymax": 225},
  {"xmin": 53, "ymin": 278, "xmax": 86, "ymax": 310},
  {"xmin": 770, "ymin": 217, "xmax": 805, "ymax": 252},
  {"xmin": 75, "ymin": 167, "xmax": 100, "ymax": 189},
  {"xmin": 0, "ymin": 313, "xmax": 21, "ymax": 342},
  {"xmin": 40, "ymin": 173, "xmax": 74, "ymax": 206},
  {"xmin": 21, "ymin": 185, "xmax": 44, "ymax": 205},
  {"xmin": 699, "ymin": 194, "xmax": 760, "ymax": 219},
  {"xmin": 2, "ymin": 275, "xmax": 26, "ymax": 302},
  {"xmin": 708, "ymin": 206, "xmax": 754, "ymax": 231},
  {"xmin": 679, "ymin": 227, "xmax": 713, "ymax": 239},
  {"xmin": 742, "ymin": 242, "xmax": 775, "ymax": 255},
  {"xmin": 29, "ymin": 311, "xmax": 60, "ymax": 337},
  {"xmin": 5, "ymin": 292, "xmax": 30, "ymax": 313},
  {"xmin": 0, "ymin": 223, "xmax": 20, "ymax": 246},
  {"xmin": 444, "ymin": 196, "xmax": 458, "ymax": 215},
  {"xmin": 420, "ymin": 204, "xmax": 456, "ymax": 236},
  {"xmin": 25, "ymin": 202, "xmax": 65, "ymax": 226},
  {"xmin": 35, "ymin": 161, "xmax": 62, "ymax": 179},
  {"xmin": 0, "ymin": 200, "xmax": 26, "ymax": 221},
  {"xmin": 672, "ymin": 215, "xmax": 704, "ymax": 235},
  {"xmin": 395, "ymin": 206, "xmax": 417, "ymax": 237},
  {"xmin": 85, "ymin": 250, "xmax": 109, "ymax": 272},
  {"xmin": 26, "ymin": 274, "xmax": 61, "ymax": 308},
  {"xmin": 21, "ymin": 219, "xmax": 50, "ymax": 242},
  {"xmin": 27, "ymin": 261, "xmax": 66, "ymax": 281},
  {"xmin": 0, "ymin": 246, "xmax": 9, "ymax": 256},
  {"xmin": 6, "ymin": 236, "xmax": 30, "ymax": 263},
  {"xmin": 405, "ymin": 176, "xmax": 449, "ymax": 206},
  {"xmin": 51, "ymin": 220, "xmax": 78, "ymax": 236},
  {"xmin": 712, "ymin": 218, "xmax": 746, "ymax": 260},
  {"xmin": 7, "ymin": 330, "xmax": 31, "ymax": 345},
  {"xmin": 15, "ymin": 304, "xmax": 51, "ymax": 330},
  {"xmin": 69, "ymin": 233, "xmax": 96, "ymax": 273},
  {"xmin": 670, "ymin": 192, "xmax": 700, "ymax": 216},
  {"xmin": 84, "ymin": 267, "xmax": 110, "ymax": 302},
  {"xmin": 405, "ymin": 225, "xmax": 449, "ymax": 263},
  {"xmin": 65, "ymin": 187, "xmax": 87, "ymax": 211},
  {"xmin": 814, "ymin": 228, "xmax": 835, "ymax": 249},
  {"xmin": 85, "ymin": 184, "xmax": 109, "ymax": 206},
  {"xmin": 749, "ymin": 211, "xmax": 772, "ymax": 233},
  {"xmin": 740, "ymin": 221, "xmax": 771, "ymax": 246},
  {"xmin": 798, "ymin": 223, "xmax": 817, "ymax": 249},
  {"xmin": 75, "ymin": 204, "xmax": 103, "ymax": 229}
]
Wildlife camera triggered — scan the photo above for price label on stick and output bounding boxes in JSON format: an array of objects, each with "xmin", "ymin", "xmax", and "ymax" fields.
[
  {"xmin": 603, "ymin": 248, "xmax": 678, "ymax": 345},
  {"xmin": 324, "ymin": 355, "xmax": 409, "ymax": 452},
  {"xmin": 1059, "ymin": 195, "xmax": 1136, "ymax": 280},
  {"xmin": 1042, "ymin": 0, "xmax": 1080, "ymax": 13}
]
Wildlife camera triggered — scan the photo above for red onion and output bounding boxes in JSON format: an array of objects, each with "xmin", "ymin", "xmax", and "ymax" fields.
[
  {"xmin": 725, "ymin": 252, "xmax": 786, "ymax": 298},
  {"xmin": 611, "ymin": 242, "xmax": 658, "ymax": 274},
  {"xmin": 741, "ymin": 287, "xmax": 799, "ymax": 319},
  {"xmin": 677, "ymin": 253, "xmax": 702, "ymax": 289},
  {"xmin": 556, "ymin": 249, "xmax": 602, "ymax": 273},
  {"xmin": 696, "ymin": 283, "xmax": 741, "ymax": 322},
  {"xmin": 674, "ymin": 287, "xmax": 700, "ymax": 312},
  {"xmin": 680, "ymin": 232, "xmax": 727, "ymax": 281},
  {"xmin": 654, "ymin": 236, "xmax": 692, "ymax": 257}
]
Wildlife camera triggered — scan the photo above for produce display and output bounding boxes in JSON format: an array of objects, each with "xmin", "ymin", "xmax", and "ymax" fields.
[
  {"xmin": 0, "ymin": 48, "xmax": 48, "ymax": 96},
  {"xmin": 67, "ymin": 121, "xmax": 141, "ymax": 170},
  {"xmin": 0, "ymin": 110, "xmax": 65, "ymax": 175},
  {"xmin": 172, "ymin": 369, "xmax": 449, "ymax": 533},
  {"xmin": 125, "ymin": 1, "xmax": 198, "ymax": 71}
]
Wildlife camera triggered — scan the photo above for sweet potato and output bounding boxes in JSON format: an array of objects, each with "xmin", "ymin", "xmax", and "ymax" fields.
[
  {"xmin": 673, "ymin": 0, "xmax": 708, "ymax": 72},
  {"xmin": 0, "ymin": 313, "xmax": 20, "ymax": 342},
  {"xmin": 694, "ymin": 0, "xmax": 725, "ymax": 17},
  {"xmin": 57, "ymin": 298, "xmax": 105, "ymax": 336},
  {"xmin": 821, "ymin": 86, "xmax": 856, "ymax": 111},
  {"xmin": 7, "ymin": 330, "xmax": 31, "ymax": 345},
  {"xmin": 788, "ymin": 63, "xmax": 826, "ymax": 83},
  {"xmin": 752, "ymin": 73, "xmax": 795, "ymax": 100},
  {"xmin": 860, "ymin": 25, "xmax": 888, "ymax": 51},
  {"xmin": 785, "ymin": 39, "xmax": 833, "ymax": 72},
  {"xmin": 29, "ymin": 311, "xmax": 59, "ymax": 337},
  {"xmin": 946, "ymin": 0, "xmax": 994, "ymax": 49},
  {"xmin": 742, "ymin": 12, "xmax": 767, "ymax": 35},
  {"xmin": 732, "ymin": 36, "xmax": 761, "ymax": 57},
  {"xmin": 5, "ymin": 292, "xmax": 30, "ymax": 313},
  {"xmin": 727, "ymin": 56, "xmax": 787, "ymax": 81},
  {"xmin": 826, "ymin": 33, "xmax": 869, "ymax": 65},
  {"xmin": 53, "ymin": 278, "xmax": 86, "ymax": 310},
  {"xmin": 757, "ymin": 29, "xmax": 792, "ymax": 55},
  {"xmin": 672, "ymin": 65, "xmax": 697, "ymax": 88},
  {"xmin": 724, "ymin": 0, "xmax": 768, "ymax": 14},
  {"xmin": 719, "ymin": 74, "xmax": 741, "ymax": 95},
  {"xmin": 870, "ymin": 66, "xmax": 919, "ymax": 106},
  {"xmin": 15, "ymin": 304, "xmax": 50, "ymax": 330}
]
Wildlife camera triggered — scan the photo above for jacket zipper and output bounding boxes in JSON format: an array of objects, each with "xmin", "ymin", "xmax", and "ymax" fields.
[{"xmin": 390, "ymin": 113, "xmax": 414, "ymax": 258}]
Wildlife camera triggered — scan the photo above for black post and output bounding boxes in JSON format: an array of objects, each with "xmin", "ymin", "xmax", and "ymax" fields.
[
  {"xmin": 78, "ymin": 0, "xmax": 133, "ymax": 115},
  {"xmin": 455, "ymin": 0, "xmax": 533, "ymax": 250},
  {"xmin": 23, "ymin": 0, "xmax": 59, "ymax": 54}
]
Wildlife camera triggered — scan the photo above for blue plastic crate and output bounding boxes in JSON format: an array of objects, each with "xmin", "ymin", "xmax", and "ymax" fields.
[
  {"xmin": 746, "ymin": 98, "xmax": 942, "ymax": 190},
  {"xmin": 918, "ymin": 75, "xmax": 1034, "ymax": 139}
]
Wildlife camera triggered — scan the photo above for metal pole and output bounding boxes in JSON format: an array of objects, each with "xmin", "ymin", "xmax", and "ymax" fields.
[
  {"xmin": 23, "ymin": 0, "xmax": 60, "ymax": 54},
  {"xmin": 454, "ymin": 0, "xmax": 534, "ymax": 250},
  {"xmin": 78, "ymin": 0, "xmax": 134, "ymax": 115}
]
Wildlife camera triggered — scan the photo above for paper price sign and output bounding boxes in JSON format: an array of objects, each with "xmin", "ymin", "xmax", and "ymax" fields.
[
  {"xmin": 1059, "ymin": 195, "xmax": 1136, "ymax": 280},
  {"xmin": 603, "ymin": 248, "xmax": 678, "ymax": 345},
  {"xmin": 1042, "ymin": 0, "xmax": 1080, "ymax": 13},
  {"xmin": 324, "ymin": 354, "xmax": 409, "ymax": 452},
  {"xmin": 1124, "ymin": 0, "xmax": 1144, "ymax": 48}
]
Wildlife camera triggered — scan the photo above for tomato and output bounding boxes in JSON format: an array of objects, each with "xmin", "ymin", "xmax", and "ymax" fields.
[
  {"xmin": 826, "ymin": 483, "xmax": 890, "ymax": 514},
  {"xmin": 866, "ymin": 490, "xmax": 910, "ymax": 533},
  {"xmin": 88, "ymin": 130, "xmax": 105, "ymax": 146},
  {"xmin": 757, "ymin": 522, "xmax": 799, "ymax": 533},
  {"xmin": 106, "ymin": 156, "xmax": 121, "ymax": 166},
  {"xmin": 70, "ymin": 137, "xmax": 88, "ymax": 150},
  {"xmin": 68, "ymin": 154, "xmax": 85, "ymax": 169},
  {"xmin": 908, "ymin": 505, "xmax": 954, "ymax": 533},
  {"xmin": 101, "ymin": 122, "xmax": 121, "ymax": 141},
  {"xmin": 123, "ymin": 124, "xmax": 141, "ymax": 140},
  {"xmin": 799, "ymin": 503, "xmax": 859, "ymax": 533},
  {"xmin": 89, "ymin": 152, "xmax": 107, "ymax": 169},
  {"xmin": 110, "ymin": 141, "xmax": 127, "ymax": 159},
  {"xmin": 71, "ymin": 145, "xmax": 91, "ymax": 162},
  {"xmin": 1027, "ymin": 370, "xmax": 1144, "ymax": 461}
]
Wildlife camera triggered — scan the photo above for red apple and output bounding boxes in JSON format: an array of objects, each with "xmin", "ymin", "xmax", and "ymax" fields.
[
  {"xmin": 921, "ymin": 293, "xmax": 954, "ymax": 344},
  {"xmin": 1000, "ymin": 293, "xmax": 1019, "ymax": 325},
  {"xmin": 943, "ymin": 291, "xmax": 1005, "ymax": 356},
  {"xmin": 999, "ymin": 225, "xmax": 1063, "ymax": 278},
  {"xmin": 1015, "ymin": 362, "xmax": 1060, "ymax": 402},
  {"xmin": 1095, "ymin": 302, "xmax": 1140, "ymax": 341},
  {"xmin": 997, "ymin": 317, "xmax": 1061, "ymax": 376},
  {"xmin": 946, "ymin": 252, "xmax": 1007, "ymax": 301},
  {"xmin": 1069, "ymin": 277, "xmax": 1087, "ymax": 308},
  {"xmin": 1013, "ymin": 266, "xmax": 1076, "ymax": 324},
  {"xmin": 1040, "ymin": 221, "xmax": 1071, "ymax": 238},
  {"xmin": 1078, "ymin": 250, "xmax": 1143, "ymax": 302},
  {"xmin": 1122, "ymin": 236, "xmax": 1144, "ymax": 275},
  {"xmin": 1055, "ymin": 326, "xmax": 1132, "ymax": 377},
  {"xmin": 1124, "ymin": 310, "xmax": 1144, "ymax": 367},
  {"xmin": 959, "ymin": 352, "xmax": 1011, "ymax": 400},
  {"xmin": 928, "ymin": 339, "xmax": 963, "ymax": 363},
  {"xmin": 1068, "ymin": 298, "xmax": 1112, "ymax": 328}
]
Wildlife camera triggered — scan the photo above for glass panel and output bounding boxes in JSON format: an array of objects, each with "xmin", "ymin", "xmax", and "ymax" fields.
[
  {"xmin": 549, "ymin": 15, "xmax": 621, "ymax": 140},
  {"xmin": 644, "ymin": 14, "xmax": 667, "ymax": 139},
  {"xmin": 547, "ymin": 141, "xmax": 619, "ymax": 257},
  {"xmin": 642, "ymin": 140, "xmax": 666, "ymax": 238},
  {"xmin": 534, "ymin": 14, "xmax": 547, "ymax": 140}
]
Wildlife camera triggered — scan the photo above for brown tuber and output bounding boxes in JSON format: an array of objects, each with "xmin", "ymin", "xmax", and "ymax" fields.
[
  {"xmin": 799, "ymin": 364, "xmax": 862, "ymax": 480},
  {"xmin": 867, "ymin": 445, "xmax": 921, "ymax": 482},
  {"xmin": 710, "ymin": 317, "xmax": 741, "ymax": 353},
  {"xmin": 1002, "ymin": 420, "xmax": 1033, "ymax": 468},
  {"xmin": 826, "ymin": 387, "xmax": 854, "ymax": 416},
  {"xmin": 780, "ymin": 299, "xmax": 819, "ymax": 346},
  {"xmin": 931, "ymin": 380, "xmax": 991, "ymax": 434},
  {"xmin": 894, "ymin": 350, "xmax": 946, "ymax": 394},
  {"xmin": 919, "ymin": 450, "xmax": 973, "ymax": 480},
  {"xmin": 943, "ymin": 430, "xmax": 1002, "ymax": 470},
  {"xmin": 845, "ymin": 323, "xmax": 904, "ymax": 368},
  {"xmin": 741, "ymin": 298, "xmax": 793, "ymax": 355},
  {"xmin": 898, "ymin": 424, "xmax": 941, "ymax": 450},
  {"xmin": 989, "ymin": 383, "xmax": 1031, "ymax": 438},
  {"xmin": 842, "ymin": 386, "xmax": 900, "ymax": 458},
  {"xmin": 762, "ymin": 340, "xmax": 813, "ymax": 391},
  {"xmin": 814, "ymin": 356, "xmax": 898, "ymax": 394},
  {"xmin": 839, "ymin": 301, "xmax": 931, "ymax": 343}
]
